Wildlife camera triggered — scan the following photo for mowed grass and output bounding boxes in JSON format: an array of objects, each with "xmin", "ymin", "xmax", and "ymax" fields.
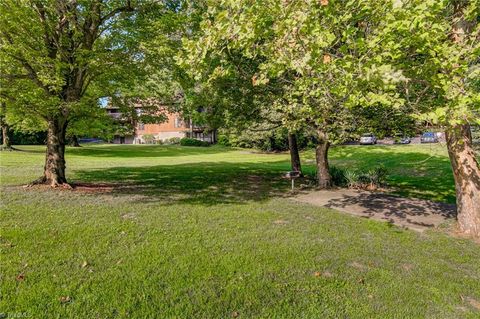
[{"xmin": 1, "ymin": 144, "xmax": 479, "ymax": 318}]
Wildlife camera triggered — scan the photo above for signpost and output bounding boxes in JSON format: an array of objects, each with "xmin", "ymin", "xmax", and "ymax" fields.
[{"xmin": 285, "ymin": 171, "xmax": 301, "ymax": 191}]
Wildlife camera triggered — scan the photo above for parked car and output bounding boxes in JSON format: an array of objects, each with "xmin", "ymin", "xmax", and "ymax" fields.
[
  {"xmin": 359, "ymin": 133, "xmax": 377, "ymax": 145},
  {"xmin": 420, "ymin": 132, "xmax": 438, "ymax": 143},
  {"xmin": 394, "ymin": 134, "xmax": 411, "ymax": 144}
]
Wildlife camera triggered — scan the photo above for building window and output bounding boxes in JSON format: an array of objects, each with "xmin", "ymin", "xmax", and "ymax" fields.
[
  {"xmin": 138, "ymin": 122, "xmax": 145, "ymax": 130},
  {"xmin": 174, "ymin": 117, "xmax": 184, "ymax": 128}
]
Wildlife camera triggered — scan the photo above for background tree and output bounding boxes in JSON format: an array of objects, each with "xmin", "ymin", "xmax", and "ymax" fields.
[
  {"xmin": 66, "ymin": 111, "xmax": 118, "ymax": 145},
  {"xmin": 180, "ymin": 0, "xmax": 402, "ymax": 187}
]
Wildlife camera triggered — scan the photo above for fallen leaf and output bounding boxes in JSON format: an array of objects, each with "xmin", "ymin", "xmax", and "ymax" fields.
[
  {"xmin": 320, "ymin": 0, "xmax": 329, "ymax": 5},
  {"xmin": 81, "ymin": 260, "xmax": 88, "ymax": 268},
  {"xmin": 59, "ymin": 296, "xmax": 71, "ymax": 304},
  {"xmin": 16, "ymin": 273, "xmax": 25, "ymax": 281},
  {"xmin": 314, "ymin": 271, "xmax": 321, "ymax": 277},
  {"xmin": 401, "ymin": 263, "xmax": 414, "ymax": 271},
  {"xmin": 231, "ymin": 311, "xmax": 239, "ymax": 318},
  {"xmin": 251, "ymin": 75, "xmax": 258, "ymax": 86}
]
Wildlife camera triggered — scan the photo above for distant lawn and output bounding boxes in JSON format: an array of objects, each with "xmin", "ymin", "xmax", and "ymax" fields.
[
  {"xmin": 1, "ymin": 143, "xmax": 455, "ymax": 203},
  {"xmin": 306, "ymin": 144, "xmax": 456, "ymax": 203},
  {"xmin": 1, "ymin": 144, "xmax": 479, "ymax": 318}
]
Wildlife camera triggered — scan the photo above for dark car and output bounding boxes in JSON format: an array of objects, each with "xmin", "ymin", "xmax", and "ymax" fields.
[
  {"xmin": 420, "ymin": 132, "xmax": 438, "ymax": 143},
  {"xmin": 359, "ymin": 133, "xmax": 377, "ymax": 145}
]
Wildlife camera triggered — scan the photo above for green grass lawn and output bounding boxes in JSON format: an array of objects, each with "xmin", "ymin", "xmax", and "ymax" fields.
[{"xmin": 1, "ymin": 144, "xmax": 479, "ymax": 318}]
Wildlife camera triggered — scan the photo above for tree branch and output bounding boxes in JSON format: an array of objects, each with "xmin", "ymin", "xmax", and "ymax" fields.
[
  {"xmin": 0, "ymin": 73, "xmax": 30, "ymax": 80},
  {"xmin": 1, "ymin": 31, "xmax": 53, "ymax": 95},
  {"xmin": 100, "ymin": 1, "xmax": 134, "ymax": 23}
]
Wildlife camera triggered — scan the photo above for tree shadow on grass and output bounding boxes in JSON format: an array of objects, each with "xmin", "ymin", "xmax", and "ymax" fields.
[
  {"xmin": 304, "ymin": 145, "xmax": 457, "ymax": 204},
  {"xmin": 71, "ymin": 146, "xmax": 457, "ymax": 206},
  {"xmin": 73, "ymin": 161, "xmax": 304, "ymax": 205},
  {"xmin": 9, "ymin": 145, "xmax": 238, "ymax": 158},
  {"xmin": 67, "ymin": 145, "xmax": 237, "ymax": 158},
  {"xmin": 323, "ymin": 191, "xmax": 456, "ymax": 230}
]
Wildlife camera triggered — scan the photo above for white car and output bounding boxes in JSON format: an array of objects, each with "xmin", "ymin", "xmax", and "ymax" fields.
[{"xmin": 359, "ymin": 133, "xmax": 377, "ymax": 145}]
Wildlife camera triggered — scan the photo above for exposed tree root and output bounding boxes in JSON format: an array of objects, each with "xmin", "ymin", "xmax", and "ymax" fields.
[
  {"xmin": 25, "ymin": 176, "xmax": 47, "ymax": 187},
  {"xmin": 25, "ymin": 176, "xmax": 73, "ymax": 189}
]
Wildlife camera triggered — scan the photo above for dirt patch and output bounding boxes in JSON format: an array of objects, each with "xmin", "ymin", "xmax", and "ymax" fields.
[
  {"xmin": 349, "ymin": 261, "xmax": 368, "ymax": 271},
  {"xmin": 467, "ymin": 297, "xmax": 480, "ymax": 311},
  {"xmin": 400, "ymin": 263, "xmax": 415, "ymax": 272},
  {"xmin": 121, "ymin": 212, "xmax": 137, "ymax": 220},
  {"xmin": 462, "ymin": 296, "xmax": 480, "ymax": 311},
  {"xmin": 294, "ymin": 189, "xmax": 456, "ymax": 233},
  {"xmin": 21, "ymin": 182, "xmax": 122, "ymax": 193},
  {"xmin": 72, "ymin": 183, "xmax": 117, "ymax": 193}
]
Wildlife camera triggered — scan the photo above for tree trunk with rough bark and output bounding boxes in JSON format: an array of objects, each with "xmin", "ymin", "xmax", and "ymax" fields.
[
  {"xmin": 32, "ymin": 117, "xmax": 69, "ymax": 187},
  {"xmin": 0, "ymin": 102, "xmax": 13, "ymax": 151},
  {"xmin": 288, "ymin": 133, "xmax": 302, "ymax": 174},
  {"xmin": 316, "ymin": 131, "xmax": 331, "ymax": 188},
  {"xmin": 446, "ymin": 2, "xmax": 480, "ymax": 237},
  {"xmin": 1, "ymin": 119, "xmax": 12, "ymax": 150},
  {"xmin": 446, "ymin": 124, "xmax": 480, "ymax": 237}
]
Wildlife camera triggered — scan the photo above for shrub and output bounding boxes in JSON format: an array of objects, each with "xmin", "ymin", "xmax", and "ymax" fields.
[
  {"xmin": 341, "ymin": 166, "xmax": 388, "ymax": 190},
  {"xmin": 217, "ymin": 134, "xmax": 231, "ymax": 146},
  {"xmin": 180, "ymin": 137, "xmax": 210, "ymax": 147},
  {"xmin": 344, "ymin": 169, "xmax": 360, "ymax": 188},
  {"xmin": 143, "ymin": 134, "xmax": 155, "ymax": 144},
  {"xmin": 164, "ymin": 137, "xmax": 181, "ymax": 145},
  {"xmin": 365, "ymin": 166, "xmax": 388, "ymax": 188},
  {"xmin": 218, "ymin": 127, "xmax": 316, "ymax": 152},
  {"xmin": 11, "ymin": 130, "xmax": 47, "ymax": 145},
  {"xmin": 329, "ymin": 166, "xmax": 347, "ymax": 187}
]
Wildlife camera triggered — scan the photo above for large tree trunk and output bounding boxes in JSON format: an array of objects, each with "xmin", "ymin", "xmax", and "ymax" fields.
[
  {"xmin": 31, "ymin": 117, "xmax": 69, "ymax": 187},
  {"xmin": 70, "ymin": 135, "xmax": 81, "ymax": 147},
  {"xmin": 316, "ymin": 131, "xmax": 331, "ymax": 188},
  {"xmin": 0, "ymin": 102, "xmax": 13, "ymax": 151},
  {"xmin": 288, "ymin": 133, "xmax": 302, "ymax": 174},
  {"xmin": 446, "ymin": 4, "xmax": 480, "ymax": 237},
  {"xmin": 446, "ymin": 125, "xmax": 480, "ymax": 237},
  {"xmin": 1, "ymin": 118, "xmax": 12, "ymax": 150}
]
